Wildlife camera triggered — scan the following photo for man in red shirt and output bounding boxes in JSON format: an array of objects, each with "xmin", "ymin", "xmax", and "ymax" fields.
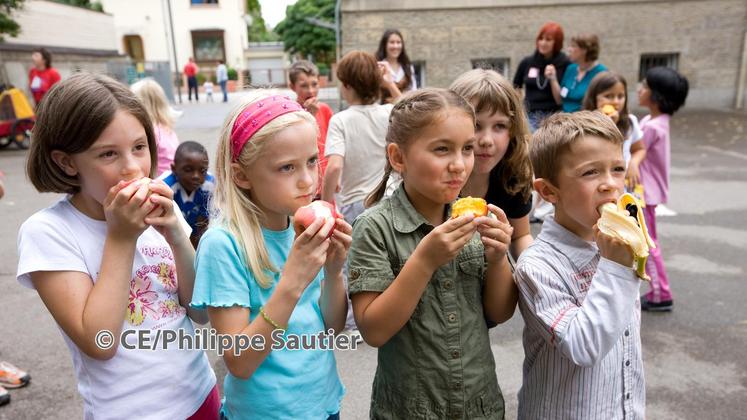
[
  {"xmin": 183, "ymin": 57, "xmax": 199, "ymax": 102},
  {"xmin": 28, "ymin": 47, "xmax": 61, "ymax": 106},
  {"xmin": 288, "ymin": 60, "xmax": 334, "ymax": 189}
]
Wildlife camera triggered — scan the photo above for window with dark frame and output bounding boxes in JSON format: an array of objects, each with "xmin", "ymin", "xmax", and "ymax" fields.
[
  {"xmin": 191, "ymin": 30, "xmax": 226, "ymax": 63},
  {"xmin": 191, "ymin": 0, "xmax": 219, "ymax": 5},
  {"xmin": 412, "ymin": 61, "xmax": 426, "ymax": 88},
  {"xmin": 471, "ymin": 57, "xmax": 511, "ymax": 78},
  {"xmin": 639, "ymin": 53, "xmax": 679, "ymax": 80}
]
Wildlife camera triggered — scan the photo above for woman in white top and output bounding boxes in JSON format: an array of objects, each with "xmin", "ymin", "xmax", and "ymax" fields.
[{"xmin": 375, "ymin": 29, "xmax": 417, "ymax": 103}]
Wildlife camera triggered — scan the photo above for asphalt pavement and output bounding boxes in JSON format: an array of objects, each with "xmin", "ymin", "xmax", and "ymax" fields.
[{"xmin": 1, "ymin": 90, "xmax": 745, "ymax": 419}]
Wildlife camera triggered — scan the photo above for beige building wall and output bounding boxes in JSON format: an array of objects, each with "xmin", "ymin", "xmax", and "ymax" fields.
[
  {"xmin": 100, "ymin": 0, "xmax": 248, "ymax": 72},
  {"xmin": 6, "ymin": 0, "xmax": 117, "ymax": 51},
  {"xmin": 342, "ymin": 0, "xmax": 747, "ymax": 108}
]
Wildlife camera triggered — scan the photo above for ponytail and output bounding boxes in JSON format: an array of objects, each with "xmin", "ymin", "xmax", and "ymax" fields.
[{"xmin": 365, "ymin": 161, "xmax": 393, "ymax": 208}]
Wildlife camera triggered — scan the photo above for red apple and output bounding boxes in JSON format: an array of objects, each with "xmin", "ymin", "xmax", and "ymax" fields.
[{"xmin": 293, "ymin": 200, "xmax": 338, "ymax": 237}]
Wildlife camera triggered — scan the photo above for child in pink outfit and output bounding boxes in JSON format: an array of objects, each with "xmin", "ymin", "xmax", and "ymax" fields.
[{"xmin": 629, "ymin": 66, "xmax": 689, "ymax": 312}]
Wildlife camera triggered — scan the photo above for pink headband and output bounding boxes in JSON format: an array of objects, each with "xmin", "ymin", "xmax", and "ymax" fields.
[{"xmin": 230, "ymin": 95, "xmax": 304, "ymax": 161}]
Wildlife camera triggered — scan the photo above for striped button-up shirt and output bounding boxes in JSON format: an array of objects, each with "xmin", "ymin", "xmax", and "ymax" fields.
[{"xmin": 514, "ymin": 216, "xmax": 645, "ymax": 419}]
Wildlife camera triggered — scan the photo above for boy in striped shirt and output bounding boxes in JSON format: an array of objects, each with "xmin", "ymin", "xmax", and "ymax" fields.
[{"xmin": 515, "ymin": 111, "xmax": 644, "ymax": 419}]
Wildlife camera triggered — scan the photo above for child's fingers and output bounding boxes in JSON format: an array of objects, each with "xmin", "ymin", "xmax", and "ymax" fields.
[
  {"xmin": 334, "ymin": 218, "xmax": 353, "ymax": 235},
  {"xmin": 111, "ymin": 181, "xmax": 143, "ymax": 207},
  {"xmin": 147, "ymin": 181, "xmax": 174, "ymax": 200},
  {"xmin": 487, "ymin": 204, "xmax": 508, "ymax": 224},
  {"xmin": 481, "ymin": 236, "xmax": 509, "ymax": 254},
  {"xmin": 297, "ymin": 217, "xmax": 326, "ymax": 243},
  {"xmin": 331, "ymin": 228, "xmax": 353, "ymax": 249}
]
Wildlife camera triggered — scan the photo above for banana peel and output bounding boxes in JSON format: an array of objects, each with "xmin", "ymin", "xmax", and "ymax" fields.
[{"xmin": 597, "ymin": 193, "xmax": 655, "ymax": 280}]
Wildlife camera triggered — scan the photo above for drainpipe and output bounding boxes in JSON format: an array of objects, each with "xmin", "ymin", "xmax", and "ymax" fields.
[
  {"xmin": 335, "ymin": 0, "xmax": 342, "ymax": 111},
  {"xmin": 736, "ymin": 28, "xmax": 747, "ymax": 109}
]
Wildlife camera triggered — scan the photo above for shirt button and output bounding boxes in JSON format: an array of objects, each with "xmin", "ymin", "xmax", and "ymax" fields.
[
  {"xmin": 626, "ymin": 393, "xmax": 630, "ymax": 400},
  {"xmin": 451, "ymin": 350, "xmax": 460, "ymax": 359},
  {"xmin": 444, "ymin": 280, "xmax": 453, "ymax": 289},
  {"xmin": 452, "ymin": 381, "xmax": 462, "ymax": 389},
  {"xmin": 349, "ymin": 269, "xmax": 360, "ymax": 280},
  {"xmin": 624, "ymin": 329, "xmax": 630, "ymax": 337},
  {"xmin": 447, "ymin": 313, "xmax": 457, "ymax": 322},
  {"xmin": 625, "ymin": 360, "xmax": 631, "ymax": 367}
]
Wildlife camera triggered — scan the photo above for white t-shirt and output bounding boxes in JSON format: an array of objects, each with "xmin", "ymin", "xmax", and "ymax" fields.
[
  {"xmin": 623, "ymin": 114, "xmax": 643, "ymax": 166},
  {"xmin": 325, "ymin": 103, "xmax": 393, "ymax": 207},
  {"xmin": 17, "ymin": 198, "xmax": 216, "ymax": 420},
  {"xmin": 389, "ymin": 64, "xmax": 417, "ymax": 91}
]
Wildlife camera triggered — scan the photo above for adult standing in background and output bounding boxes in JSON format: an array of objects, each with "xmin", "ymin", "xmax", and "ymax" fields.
[
  {"xmin": 548, "ymin": 33, "xmax": 607, "ymax": 112},
  {"xmin": 513, "ymin": 22, "xmax": 570, "ymax": 131},
  {"xmin": 375, "ymin": 29, "xmax": 416, "ymax": 104},
  {"xmin": 184, "ymin": 57, "xmax": 199, "ymax": 102},
  {"xmin": 28, "ymin": 47, "xmax": 61, "ymax": 106},
  {"xmin": 216, "ymin": 60, "xmax": 228, "ymax": 103}
]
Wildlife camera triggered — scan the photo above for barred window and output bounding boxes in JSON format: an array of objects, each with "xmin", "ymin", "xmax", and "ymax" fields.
[
  {"xmin": 471, "ymin": 57, "xmax": 510, "ymax": 78},
  {"xmin": 639, "ymin": 53, "xmax": 679, "ymax": 80}
]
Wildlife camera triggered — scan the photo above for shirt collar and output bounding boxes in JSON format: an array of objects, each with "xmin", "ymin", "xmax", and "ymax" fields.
[
  {"xmin": 537, "ymin": 216, "xmax": 598, "ymax": 267},
  {"xmin": 389, "ymin": 184, "xmax": 439, "ymax": 233}
]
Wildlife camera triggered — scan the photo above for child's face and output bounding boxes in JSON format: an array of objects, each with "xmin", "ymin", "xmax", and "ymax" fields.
[
  {"xmin": 239, "ymin": 121, "xmax": 319, "ymax": 224},
  {"xmin": 397, "ymin": 109, "xmax": 475, "ymax": 207},
  {"xmin": 546, "ymin": 136, "xmax": 625, "ymax": 241},
  {"xmin": 567, "ymin": 42, "xmax": 586, "ymax": 63},
  {"xmin": 637, "ymin": 80, "xmax": 652, "ymax": 108},
  {"xmin": 291, "ymin": 72, "xmax": 319, "ymax": 105},
  {"xmin": 596, "ymin": 82, "xmax": 626, "ymax": 113},
  {"xmin": 472, "ymin": 108, "xmax": 511, "ymax": 176},
  {"xmin": 66, "ymin": 110, "xmax": 151, "ymax": 205},
  {"xmin": 172, "ymin": 151, "xmax": 208, "ymax": 195}
]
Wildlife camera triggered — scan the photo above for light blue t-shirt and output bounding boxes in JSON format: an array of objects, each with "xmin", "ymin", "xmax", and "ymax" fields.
[
  {"xmin": 192, "ymin": 225, "xmax": 345, "ymax": 419},
  {"xmin": 560, "ymin": 62, "xmax": 608, "ymax": 112}
]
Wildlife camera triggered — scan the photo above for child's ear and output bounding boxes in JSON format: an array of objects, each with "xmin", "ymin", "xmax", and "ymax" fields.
[
  {"xmin": 51, "ymin": 150, "xmax": 78, "ymax": 177},
  {"xmin": 534, "ymin": 178, "xmax": 559, "ymax": 204},
  {"xmin": 230, "ymin": 163, "xmax": 252, "ymax": 190},
  {"xmin": 387, "ymin": 143, "xmax": 405, "ymax": 174},
  {"xmin": 170, "ymin": 162, "xmax": 176, "ymax": 173}
]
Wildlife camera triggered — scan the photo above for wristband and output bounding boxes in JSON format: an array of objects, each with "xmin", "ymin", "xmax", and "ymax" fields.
[{"xmin": 259, "ymin": 306, "xmax": 287, "ymax": 331}]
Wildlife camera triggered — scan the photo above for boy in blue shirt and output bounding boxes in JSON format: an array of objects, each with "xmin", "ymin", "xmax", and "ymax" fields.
[{"xmin": 160, "ymin": 141, "xmax": 215, "ymax": 248}]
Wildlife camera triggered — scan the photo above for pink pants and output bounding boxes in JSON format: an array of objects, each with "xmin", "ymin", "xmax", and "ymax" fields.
[{"xmin": 643, "ymin": 205, "xmax": 672, "ymax": 302}]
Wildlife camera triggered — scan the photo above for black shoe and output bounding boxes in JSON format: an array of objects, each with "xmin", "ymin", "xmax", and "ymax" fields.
[
  {"xmin": 641, "ymin": 296, "xmax": 673, "ymax": 312},
  {"xmin": 0, "ymin": 386, "xmax": 9, "ymax": 406}
]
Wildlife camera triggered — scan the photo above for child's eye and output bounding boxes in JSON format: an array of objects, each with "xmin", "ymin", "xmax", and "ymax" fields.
[
  {"xmin": 308, "ymin": 156, "xmax": 319, "ymax": 166},
  {"xmin": 280, "ymin": 164, "xmax": 294, "ymax": 172},
  {"xmin": 582, "ymin": 169, "xmax": 598, "ymax": 176},
  {"xmin": 494, "ymin": 124, "xmax": 507, "ymax": 131},
  {"xmin": 99, "ymin": 151, "xmax": 116, "ymax": 158},
  {"xmin": 201, "ymin": 168, "xmax": 208, "ymax": 174},
  {"xmin": 463, "ymin": 144, "xmax": 474, "ymax": 152},
  {"xmin": 135, "ymin": 144, "xmax": 148, "ymax": 151},
  {"xmin": 475, "ymin": 123, "xmax": 482, "ymax": 130},
  {"xmin": 434, "ymin": 146, "xmax": 449, "ymax": 153},
  {"xmin": 614, "ymin": 166, "xmax": 626, "ymax": 173}
]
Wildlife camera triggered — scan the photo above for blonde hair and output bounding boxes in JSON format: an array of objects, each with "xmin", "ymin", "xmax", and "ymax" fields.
[
  {"xmin": 212, "ymin": 91, "xmax": 318, "ymax": 288},
  {"xmin": 449, "ymin": 68, "xmax": 533, "ymax": 201},
  {"xmin": 365, "ymin": 88, "xmax": 475, "ymax": 207},
  {"xmin": 531, "ymin": 111, "xmax": 623, "ymax": 184},
  {"xmin": 131, "ymin": 78, "xmax": 178, "ymax": 128}
]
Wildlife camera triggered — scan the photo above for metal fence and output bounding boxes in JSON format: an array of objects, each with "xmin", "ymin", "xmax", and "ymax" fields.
[{"xmin": 107, "ymin": 61, "xmax": 175, "ymax": 101}]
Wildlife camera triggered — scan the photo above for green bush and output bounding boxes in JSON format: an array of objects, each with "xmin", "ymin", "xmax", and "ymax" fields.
[
  {"xmin": 227, "ymin": 68, "xmax": 238, "ymax": 81},
  {"xmin": 317, "ymin": 62, "xmax": 330, "ymax": 76},
  {"xmin": 196, "ymin": 72, "xmax": 207, "ymax": 85}
]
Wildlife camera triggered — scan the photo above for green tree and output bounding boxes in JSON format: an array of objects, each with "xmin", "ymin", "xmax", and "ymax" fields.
[
  {"xmin": 275, "ymin": 0, "xmax": 335, "ymax": 64},
  {"xmin": 0, "ymin": 0, "xmax": 24, "ymax": 42},
  {"xmin": 246, "ymin": 0, "xmax": 278, "ymax": 42},
  {"xmin": 53, "ymin": 0, "xmax": 103, "ymax": 12}
]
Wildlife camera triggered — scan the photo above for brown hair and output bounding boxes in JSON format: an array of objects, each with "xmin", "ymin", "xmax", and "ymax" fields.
[
  {"xmin": 531, "ymin": 111, "xmax": 623, "ymax": 184},
  {"xmin": 33, "ymin": 47, "xmax": 52, "ymax": 68},
  {"xmin": 288, "ymin": 60, "xmax": 319, "ymax": 85},
  {"xmin": 571, "ymin": 33, "xmax": 600, "ymax": 62},
  {"xmin": 536, "ymin": 22, "xmax": 564, "ymax": 55},
  {"xmin": 27, "ymin": 72, "xmax": 157, "ymax": 194},
  {"xmin": 336, "ymin": 50, "xmax": 381, "ymax": 105},
  {"xmin": 365, "ymin": 88, "xmax": 475, "ymax": 207},
  {"xmin": 582, "ymin": 71, "xmax": 631, "ymax": 137},
  {"xmin": 450, "ymin": 69, "xmax": 533, "ymax": 201}
]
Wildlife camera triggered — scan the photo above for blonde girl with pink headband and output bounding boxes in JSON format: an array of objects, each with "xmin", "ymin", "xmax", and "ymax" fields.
[{"xmin": 191, "ymin": 92, "xmax": 350, "ymax": 419}]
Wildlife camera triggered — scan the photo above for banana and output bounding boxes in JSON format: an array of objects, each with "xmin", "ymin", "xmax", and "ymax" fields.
[{"xmin": 597, "ymin": 193, "xmax": 655, "ymax": 280}]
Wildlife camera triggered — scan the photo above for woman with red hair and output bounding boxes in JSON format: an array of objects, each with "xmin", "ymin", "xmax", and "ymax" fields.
[{"xmin": 513, "ymin": 22, "xmax": 570, "ymax": 131}]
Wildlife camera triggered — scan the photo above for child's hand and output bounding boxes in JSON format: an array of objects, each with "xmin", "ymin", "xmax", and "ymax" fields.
[
  {"xmin": 415, "ymin": 215, "xmax": 478, "ymax": 271},
  {"xmin": 142, "ymin": 180, "xmax": 187, "ymax": 244},
  {"xmin": 625, "ymin": 161, "xmax": 640, "ymax": 186},
  {"xmin": 284, "ymin": 217, "xmax": 335, "ymax": 290},
  {"xmin": 594, "ymin": 224, "xmax": 634, "ymax": 268},
  {"xmin": 303, "ymin": 96, "xmax": 319, "ymax": 116},
  {"xmin": 324, "ymin": 218, "xmax": 352, "ymax": 279},
  {"xmin": 103, "ymin": 179, "xmax": 158, "ymax": 240},
  {"xmin": 475, "ymin": 205, "xmax": 513, "ymax": 264}
]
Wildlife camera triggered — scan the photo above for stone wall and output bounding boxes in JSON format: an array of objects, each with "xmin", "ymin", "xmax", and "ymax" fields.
[{"xmin": 342, "ymin": 0, "xmax": 747, "ymax": 108}]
